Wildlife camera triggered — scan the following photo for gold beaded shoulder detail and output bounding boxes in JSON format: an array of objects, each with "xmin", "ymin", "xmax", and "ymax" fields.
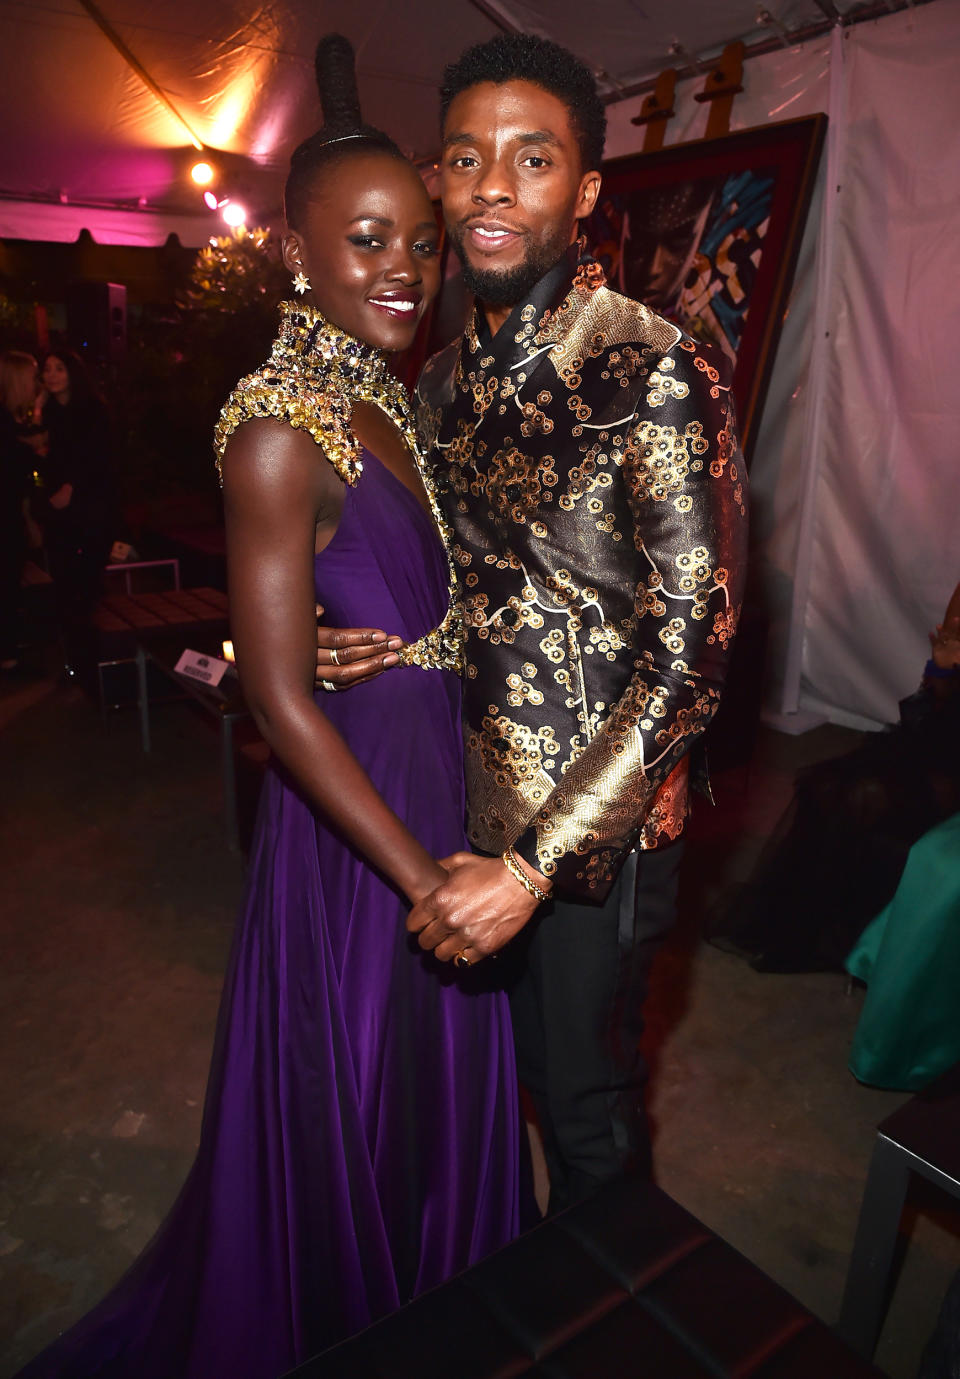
[
  {"xmin": 214, "ymin": 301, "xmax": 410, "ymax": 485},
  {"xmin": 213, "ymin": 300, "xmax": 464, "ymax": 676}
]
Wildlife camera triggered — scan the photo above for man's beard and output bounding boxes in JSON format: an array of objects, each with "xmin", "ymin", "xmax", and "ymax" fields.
[{"xmin": 449, "ymin": 223, "xmax": 572, "ymax": 309}]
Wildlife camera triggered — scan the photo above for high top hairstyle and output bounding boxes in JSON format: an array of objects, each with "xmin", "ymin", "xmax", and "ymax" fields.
[
  {"xmin": 440, "ymin": 34, "xmax": 607, "ymax": 173},
  {"xmin": 284, "ymin": 34, "xmax": 406, "ymax": 230}
]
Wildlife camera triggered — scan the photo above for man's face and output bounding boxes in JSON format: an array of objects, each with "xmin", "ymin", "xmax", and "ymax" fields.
[{"xmin": 441, "ymin": 80, "xmax": 600, "ymax": 309}]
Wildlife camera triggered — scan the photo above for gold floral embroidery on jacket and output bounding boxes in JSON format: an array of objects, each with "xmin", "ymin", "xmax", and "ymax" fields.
[{"xmin": 417, "ymin": 246, "xmax": 748, "ymax": 897}]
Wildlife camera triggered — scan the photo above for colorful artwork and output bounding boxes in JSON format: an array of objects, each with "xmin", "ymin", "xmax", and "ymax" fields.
[
  {"xmin": 584, "ymin": 116, "xmax": 825, "ymax": 461},
  {"xmin": 680, "ymin": 169, "xmax": 776, "ymax": 363}
]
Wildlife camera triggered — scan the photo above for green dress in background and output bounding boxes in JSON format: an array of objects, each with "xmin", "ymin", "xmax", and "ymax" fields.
[{"xmin": 846, "ymin": 810, "xmax": 960, "ymax": 1091}]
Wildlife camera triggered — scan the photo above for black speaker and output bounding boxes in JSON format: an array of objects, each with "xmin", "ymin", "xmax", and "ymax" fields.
[{"xmin": 66, "ymin": 281, "xmax": 127, "ymax": 363}]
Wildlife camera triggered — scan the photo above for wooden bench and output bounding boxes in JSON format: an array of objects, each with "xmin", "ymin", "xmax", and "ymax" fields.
[
  {"xmin": 289, "ymin": 1176, "xmax": 886, "ymax": 1378},
  {"xmin": 89, "ymin": 586, "xmax": 255, "ymax": 846},
  {"xmin": 93, "ymin": 586, "xmax": 229, "ymax": 662}
]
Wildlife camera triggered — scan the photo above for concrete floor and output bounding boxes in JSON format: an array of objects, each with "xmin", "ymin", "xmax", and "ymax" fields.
[{"xmin": 1, "ymin": 668, "xmax": 958, "ymax": 1377}]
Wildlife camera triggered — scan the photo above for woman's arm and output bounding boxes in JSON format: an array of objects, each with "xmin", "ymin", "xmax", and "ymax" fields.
[{"xmin": 221, "ymin": 418, "xmax": 446, "ymax": 905}]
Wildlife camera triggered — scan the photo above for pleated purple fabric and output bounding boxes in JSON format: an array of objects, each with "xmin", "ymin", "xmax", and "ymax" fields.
[{"xmin": 18, "ymin": 450, "xmax": 523, "ymax": 1379}]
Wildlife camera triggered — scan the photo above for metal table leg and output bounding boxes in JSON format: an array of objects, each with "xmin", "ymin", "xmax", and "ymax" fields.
[
  {"xmin": 221, "ymin": 713, "xmax": 240, "ymax": 852},
  {"xmin": 136, "ymin": 645, "xmax": 151, "ymax": 753},
  {"xmin": 837, "ymin": 1132, "xmax": 912, "ymax": 1358}
]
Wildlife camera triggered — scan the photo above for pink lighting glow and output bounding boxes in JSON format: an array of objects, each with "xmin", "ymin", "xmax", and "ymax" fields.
[
  {"xmin": 203, "ymin": 190, "xmax": 219, "ymax": 210},
  {"xmin": 222, "ymin": 202, "xmax": 246, "ymax": 227}
]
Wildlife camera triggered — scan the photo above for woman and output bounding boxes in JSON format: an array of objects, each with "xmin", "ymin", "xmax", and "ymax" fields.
[
  {"xmin": 843, "ymin": 580, "xmax": 960, "ymax": 1091},
  {"xmin": 0, "ymin": 350, "xmax": 41, "ymax": 671},
  {"xmin": 16, "ymin": 36, "xmax": 523, "ymax": 1379},
  {"xmin": 39, "ymin": 347, "xmax": 114, "ymax": 680},
  {"xmin": 709, "ymin": 579, "xmax": 960, "ymax": 972}
]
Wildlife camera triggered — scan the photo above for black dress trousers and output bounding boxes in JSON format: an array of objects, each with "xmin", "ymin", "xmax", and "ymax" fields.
[{"xmin": 506, "ymin": 841, "xmax": 683, "ymax": 1216}]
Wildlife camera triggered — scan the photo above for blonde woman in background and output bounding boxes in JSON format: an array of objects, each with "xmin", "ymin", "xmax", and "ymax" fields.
[{"xmin": 0, "ymin": 350, "xmax": 42, "ymax": 672}]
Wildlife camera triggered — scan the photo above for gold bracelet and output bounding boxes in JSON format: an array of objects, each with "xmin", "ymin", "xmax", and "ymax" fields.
[{"xmin": 502, "ymin": 846, "xmax": 550, "ymax": 904}]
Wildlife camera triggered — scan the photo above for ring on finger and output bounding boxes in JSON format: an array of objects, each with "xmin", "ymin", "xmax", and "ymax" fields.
[
  {"xmin": 454, "ymin": 950, "xmax": 471, "ymax": 969},
  {"xmin": 330, "ymin": 647, "xmax": 341, "ymax": 667},
  {"xmin": 320, "ymin": 679, "xmax": 338, "ymax": 693}
]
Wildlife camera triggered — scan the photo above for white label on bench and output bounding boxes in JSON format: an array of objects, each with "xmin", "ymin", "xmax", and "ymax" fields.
[{"xmin": 174, "ymin": 649, "xmax": 230, "ymax": 687}]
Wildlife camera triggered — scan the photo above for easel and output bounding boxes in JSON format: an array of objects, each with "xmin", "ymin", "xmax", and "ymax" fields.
[
  {"xmin": 630, "ymin": 41, "xmax": 746, "ymax": 148},
  {"xmin": 630, "ymin": 68, "xmax": 677, "ymax": 153}
]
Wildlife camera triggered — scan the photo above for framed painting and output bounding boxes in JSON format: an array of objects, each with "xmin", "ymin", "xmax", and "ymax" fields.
[{"xmin": 584, "ymin": 113, "xmax": 827, "ymax": 463}]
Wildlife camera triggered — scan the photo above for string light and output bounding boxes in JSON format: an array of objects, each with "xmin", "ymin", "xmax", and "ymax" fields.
[{"xmin": 200, "ymin": 186, "xmax": 247, "ymax": 226}]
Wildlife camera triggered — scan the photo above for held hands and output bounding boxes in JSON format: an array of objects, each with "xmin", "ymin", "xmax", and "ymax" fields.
[
  {"xmin": 406, "ymin": 852, "xmax": 550, "ymax": 964},
  {"xmin": 315, "ymin": 603, "xmax": 403, "ymax": 689}
]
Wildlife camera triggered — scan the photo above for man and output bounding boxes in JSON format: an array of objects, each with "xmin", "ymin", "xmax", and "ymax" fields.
[{"xmin": 318, "ymin": 34, "xmax": 747, "ymax": 1213}]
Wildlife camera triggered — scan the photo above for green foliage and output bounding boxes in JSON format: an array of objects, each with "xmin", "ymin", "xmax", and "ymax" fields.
[
  {"xmin": 0, "ymin": 291, "xmax": 39, "ymax": 351},
  {"xmin": 179, "ymin": 225, "xmax": 288, "ymax": 318},
  {"xmin": 117, "ymin": 226, "xmax": 289, "ymax": 505},
  {"xmin": 176, "ymin": 225, "xmax": 289, "ymax": 441}
]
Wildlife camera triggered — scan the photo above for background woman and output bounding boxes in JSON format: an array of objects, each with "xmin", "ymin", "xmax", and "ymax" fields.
[
  {"xmin": 710, "ymin": 577, "xmax": 960, "ymax": 972},
  {"xmin": 0, "ymin": 350, "xmax": 41, "ymax": 672},
  {"xmin": 39, "ymin": 347, "xmax": 114, "ymax": 681},
  {"xmin": 16, "ymin": 35, "xmax": 522, "ymax": 1379}
]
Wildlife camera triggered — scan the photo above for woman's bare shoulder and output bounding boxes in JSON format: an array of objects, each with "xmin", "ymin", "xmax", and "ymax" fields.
[{"xmin": 219, "ymin": 417, "xmax": 342, "ymax": 515}]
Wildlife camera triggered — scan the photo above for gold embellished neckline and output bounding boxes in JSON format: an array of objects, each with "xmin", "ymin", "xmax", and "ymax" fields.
[
  {"xmin": 214, "ymin": 300, "xmax": 464, "ymax": 677},
  {"xmin": 275, "ymin": 300, "xmax": 399, "ymax": 392},
  {"xmin": 214, "ymin": 300, "xmax": 411, "ymax": 486}
]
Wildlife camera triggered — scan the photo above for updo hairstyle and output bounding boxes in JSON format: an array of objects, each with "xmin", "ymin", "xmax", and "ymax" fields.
[{"xmin": 284, "ymin": 34, "xmax": 407, "ymax": 230}]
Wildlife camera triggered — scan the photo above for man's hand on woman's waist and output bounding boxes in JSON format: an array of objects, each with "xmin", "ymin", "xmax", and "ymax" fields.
[{"xmin": 314, "ymin": 603, "xmax": 403, "ymax": 689}]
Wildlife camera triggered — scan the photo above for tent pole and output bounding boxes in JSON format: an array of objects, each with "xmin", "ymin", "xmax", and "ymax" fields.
[
  {"xmin": 464, "ymin": 0, "xmax": 524, "ymax": 35},
  {"xmin": 76, "ymin": 0, "xmax": 205, "ymax": 152}
]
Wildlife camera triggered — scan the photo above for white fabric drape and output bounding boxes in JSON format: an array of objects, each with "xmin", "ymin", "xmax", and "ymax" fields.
[
  {"xmin": 798, "ymin": 5, "xmax": 960, "ymax": 727},
  {"xmin": 610, "ymin": 2, "xmax": 960, "ymax": 730},
  {"xmin": 0, "ymin": 200, "xmax": 218, "ymax": 248},
  {"xmin": 780, "ymin": 23, "xmax": 847, "ymax": 718}
]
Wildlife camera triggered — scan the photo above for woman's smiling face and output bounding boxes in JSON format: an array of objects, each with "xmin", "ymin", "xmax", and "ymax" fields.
[
  {"xmin": 282, "ymin": 151, "xmax": 441, "ymax": 351},
  {"xmin": 42, "ymin": 355, "xmax": 71, "ymax": 401}
]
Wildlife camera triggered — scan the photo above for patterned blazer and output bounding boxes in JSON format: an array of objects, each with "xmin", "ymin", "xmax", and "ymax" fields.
[{"xmin": 416, "ymin": 245, "xmax": 748, "ymax": 901}]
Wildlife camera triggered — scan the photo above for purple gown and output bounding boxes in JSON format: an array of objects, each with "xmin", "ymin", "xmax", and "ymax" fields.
[{"xmin": 18, "ymin": 449, "xmax": 524, "ymax": 1379}]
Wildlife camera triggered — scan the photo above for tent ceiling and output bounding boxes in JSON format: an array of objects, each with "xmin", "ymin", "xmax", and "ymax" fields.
[{"xmin": 0, "ymin": 0, "xmax": 920, "ymax": 236}]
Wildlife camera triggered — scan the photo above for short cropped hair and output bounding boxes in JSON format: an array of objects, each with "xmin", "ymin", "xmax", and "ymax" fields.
[{"xmin": 440, "ymin": 34, "xmax": 607, "ymax": 172}]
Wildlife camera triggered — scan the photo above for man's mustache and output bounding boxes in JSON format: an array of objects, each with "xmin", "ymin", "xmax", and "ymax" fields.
[{"xmin": 455, "ymin": 214, "xmax": 528, "ymax": 235}]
